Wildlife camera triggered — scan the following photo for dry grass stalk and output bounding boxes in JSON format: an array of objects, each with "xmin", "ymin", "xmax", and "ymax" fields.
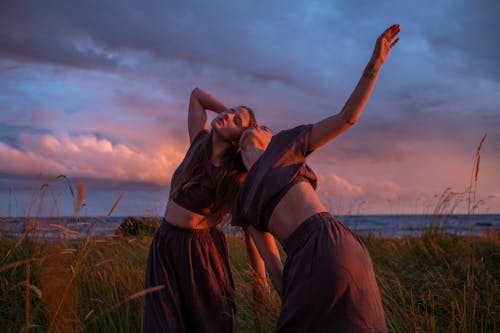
[
  {"xmin": 13, "ymin": 281, "xmax": 42, "ymax": 299},
  {"xmin": 56, "ymin": 175, "xmax": 75, "ymax": 200},
  {"xmin": 74, "ymin": 178, "xmax": 86, "ymax": 216},
  {"xmin": 49, "ymin": 224, "xmax": 80, "ymax": 236},
  {"xmin": 0, "ymin": 259, "xmax": 30, "ymax": 273},
  {"xmin": 126, "ymin": 285, "xmax": 165, "ymax": 301},
  {"xmin": 474, "ymin": 134, "xmax": 487, "ymax": 182},
  {"xmin": 468, "ymin": 133, "xmax": 487, "ymax": 215},
  {"xmin": 107, "ymin": 192, "xmax": 125, "ymax": 217}
]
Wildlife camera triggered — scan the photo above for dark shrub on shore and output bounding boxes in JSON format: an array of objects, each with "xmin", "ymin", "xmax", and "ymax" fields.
[{"xmin": 115, "ymin": 216, "xmax": 161, "ymax": 236}]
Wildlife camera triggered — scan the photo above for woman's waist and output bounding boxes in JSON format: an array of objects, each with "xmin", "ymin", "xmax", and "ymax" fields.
[
  {"xmin": 268, "ymin": 181, "xmax": 326, "ymax": 245},
  {"xmin": 164, "ymin": 200, "xmax": 212, "ymax": 229}
]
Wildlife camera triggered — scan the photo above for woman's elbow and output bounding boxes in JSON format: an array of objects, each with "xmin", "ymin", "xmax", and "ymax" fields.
[
  {"xmin": 342, "ymin": 112, "xmax": 358, "ymax": 126},
  {"xmin": 190, "ymin": 87, "xmax": 200, "ymax": 99}
]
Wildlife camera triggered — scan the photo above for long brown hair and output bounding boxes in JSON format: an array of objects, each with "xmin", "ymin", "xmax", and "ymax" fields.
[{"xmin": 172, "ymin": 106, "xmax": 256, "ymax": 224}]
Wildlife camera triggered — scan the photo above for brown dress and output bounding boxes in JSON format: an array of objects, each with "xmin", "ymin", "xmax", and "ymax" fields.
[
  {"xmin": 143, "ymin": 130, "xmax": 235, "ymax": 333},
  {"xmin": 143, "ymin": 220, "xmax": 234, "ymax": 333},
  {"xmin": 232, "ymin": 125, "xmax": 387, "ymax": 332}
]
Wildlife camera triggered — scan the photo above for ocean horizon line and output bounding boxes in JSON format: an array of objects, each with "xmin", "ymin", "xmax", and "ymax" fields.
[{"xmin": 2, "ymin": 213, "xmax": 500, "ymax": 219}]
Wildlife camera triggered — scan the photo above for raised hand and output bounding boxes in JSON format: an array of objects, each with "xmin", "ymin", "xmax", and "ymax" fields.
[
  {"xmin": 371, "ymin": 24, "xmax": 400, "ymax": 66},
  {"xmin": 308, "ymin": 25, "xmax": 401, "ymax": 151}
]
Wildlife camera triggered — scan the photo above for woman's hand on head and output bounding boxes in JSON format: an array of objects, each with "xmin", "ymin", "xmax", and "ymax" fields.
[
  {"xmin": 371, "ymin": 24, "xmax": 400, "ymax": 67},
  {"xmin": 239, "ymin": 123, "xmax": 259, "ymax": 147},
  {"xmin": 188, "ymin": 87, "xmax": 227, "ymax": 143}
]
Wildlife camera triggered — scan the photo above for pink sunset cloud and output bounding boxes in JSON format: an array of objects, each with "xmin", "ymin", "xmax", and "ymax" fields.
[{"xmin": 0, "ymin": 132, "xmax": 186, "ymax": 185}]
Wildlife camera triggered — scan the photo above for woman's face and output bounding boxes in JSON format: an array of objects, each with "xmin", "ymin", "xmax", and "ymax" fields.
[{"xmin": 211, "ymin": 107, "xmax": 253, "ymax": 142}]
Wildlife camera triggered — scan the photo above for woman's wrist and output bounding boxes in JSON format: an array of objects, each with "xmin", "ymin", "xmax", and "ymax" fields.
[
  {"xmin": 195, "ymin": 88, "xmax": 227, "ymax": 113},
  {"xmin": 363, "ymin": 58, "xmax": 382, "ymax": 79}
]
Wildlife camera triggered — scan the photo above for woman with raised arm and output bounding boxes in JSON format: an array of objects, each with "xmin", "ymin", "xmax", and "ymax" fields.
[
  {"xmin": 232, "ymin": 24, "xmax": 400, "ymax": 332},
  {"xmin": 143, "ymin": 87, "xmax": 263, "ymax": 333}
]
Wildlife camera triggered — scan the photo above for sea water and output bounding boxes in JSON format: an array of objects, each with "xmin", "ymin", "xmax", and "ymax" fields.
[{"xmin": 1, "ymin": 214, "xmax": 499, "ymax": 239}]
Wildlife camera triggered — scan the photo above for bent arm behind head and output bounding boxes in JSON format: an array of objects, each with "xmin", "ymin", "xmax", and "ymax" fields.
[{"xmin": 188, "ymin": 87, "xmax": 228, "ymax": 142}]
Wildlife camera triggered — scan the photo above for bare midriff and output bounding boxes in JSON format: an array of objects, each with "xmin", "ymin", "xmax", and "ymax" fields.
[
  {"xmin": 268, "ymin": 181, "xmax": 327, "ymax": 245},
  {"xmin": 164, "ymin": 200, "xmax": 211, "ymax": 229}
]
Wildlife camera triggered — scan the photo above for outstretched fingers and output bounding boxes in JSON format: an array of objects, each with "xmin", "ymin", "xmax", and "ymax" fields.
[
  {"xmin": 390, "ymin": 37, "xmax": 400, "ymax": 48},
  {"xmin": 372, "ymin": 24, "xmax": 401, "ymax": 63},
  {"xmin": 385, "ymin": 24, "xmax": 401, "ymax": 43},
  {"xmin": 384, "ymin": 24, "xmax": 399, "ymax": 33}
]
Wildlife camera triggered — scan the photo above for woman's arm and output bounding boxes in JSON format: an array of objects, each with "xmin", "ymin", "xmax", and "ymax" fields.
[
  {"xmin": 308, "ymin": 24, "xmax": 400, "ymax": 151},
  {"xmin": 188, "ymin": 87, "xmax": 228, "ymax": 143},
  {"xmin": 244, "ymin": 226, "xmax": 283, "ymax": 298},
  {"xmin": 243, "ymin": 228, "xmax": 270, "ymax": 302}
]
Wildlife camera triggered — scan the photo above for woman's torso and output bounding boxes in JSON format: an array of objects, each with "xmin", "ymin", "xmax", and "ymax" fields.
[
  {"xmin": 232, "ymin": 124, "xmax": 324, "ymax": 238},
  {"xmin": 268, "ymin": 181, "xmax": 327, "ymax": 245},
  {"xmin": 164, "ymin": 130, "xmax": 218, "ymax": 229},
  {"xmin": 164, "ymin": 200, "xmax": 211, "ymax": 229}
]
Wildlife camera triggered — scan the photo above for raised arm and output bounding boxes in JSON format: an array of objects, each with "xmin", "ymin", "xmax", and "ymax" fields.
[
  {"xmin": 244, "ymin": 226, "xmax": 283, "ymax": 298},
  {"xmin": 308, "ymin": 24, "xmax": 400, "ymax": 151},
  {"xmin": 188, "ymin": 87, "xmax": 228, "ymax": 142}
]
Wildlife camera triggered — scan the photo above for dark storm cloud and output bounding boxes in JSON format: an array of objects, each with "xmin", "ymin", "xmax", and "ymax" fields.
[
  {"xmin": 1, "ymin": 0, "xmax": 499, "ymax": 89},
  {"xmin": 0, "ymin": 1, "xmax": 121, "ymax": 69},
  {"xmin": 0, "ymin": 0, "xmax": 348, "ymax": 91},
  {"xmin": 420, "ymin": 1, "xmax": 500, "ymax": 82},
  {"xmin": 334, "ymin": 0, "xmax": 500, "ymax": 80}
]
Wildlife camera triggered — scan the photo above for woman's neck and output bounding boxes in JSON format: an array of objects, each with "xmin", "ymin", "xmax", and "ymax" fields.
[
  {"xmin": 242, "ymin": 145, "xmax": 264, "ymax": 170},
  {"xmin": 210, "ymin": 134, "xmax": 232, "ymax": 166}
]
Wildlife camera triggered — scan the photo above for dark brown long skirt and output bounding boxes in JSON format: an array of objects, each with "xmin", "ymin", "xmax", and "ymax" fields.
[
  {"xmin": 143, "ymin": 219, "xmax": 235, "ymax": 333},
  {"xmin": 276, "ymin": 212, "xmax": 387, "ymax": 333}
]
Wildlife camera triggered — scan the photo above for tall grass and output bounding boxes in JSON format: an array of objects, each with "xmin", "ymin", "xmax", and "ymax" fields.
[
  {"xmin": 0, "ymin": 228, "xmax": 498, "ymax": 332},
  {"xmin": 366, "ymin": 230, "xmax": 499, "ymax": 332}
]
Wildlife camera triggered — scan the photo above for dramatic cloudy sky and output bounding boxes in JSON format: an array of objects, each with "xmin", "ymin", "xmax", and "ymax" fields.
[{"xmin": 1, "ymin": 0, "xmax": 499, "ymax": 216}]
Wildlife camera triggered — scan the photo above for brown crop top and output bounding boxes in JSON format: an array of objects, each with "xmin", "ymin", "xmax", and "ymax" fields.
[
  {"xmin": 169, "ymin": 130, "xmax": 220, "ymax": 215},
  {"xmin": 231, "ymin": 124, "xmax": 318, "ymax": 231}
]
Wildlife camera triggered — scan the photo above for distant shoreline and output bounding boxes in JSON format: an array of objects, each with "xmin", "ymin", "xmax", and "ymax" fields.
[
  {"xmin": 3, "ymin": 213, "xmax": 500, "ymax": 218},
  {"xmin": 1, "ymin": 214, "xmax": 498, "ymax": 239}
]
